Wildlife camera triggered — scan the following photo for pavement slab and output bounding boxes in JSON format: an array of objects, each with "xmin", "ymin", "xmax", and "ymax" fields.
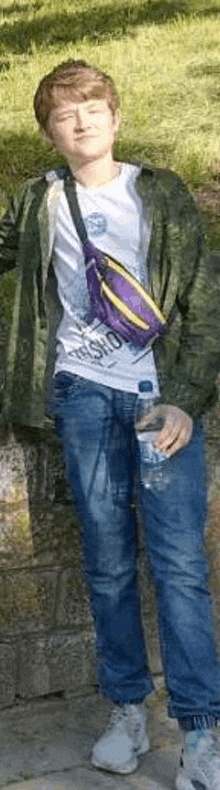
[
  {"xmin": 0, "ymin": 687, "xmax": 182, "ymax": 790},
  {"xmin": 2, "ymin": 779, "xmax": 167, "ymax": 790}
]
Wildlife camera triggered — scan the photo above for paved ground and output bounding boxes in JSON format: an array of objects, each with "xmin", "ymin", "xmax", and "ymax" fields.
[{"xmin": 0, "ymin": 681, "xmax": 182, "ymax": 790}]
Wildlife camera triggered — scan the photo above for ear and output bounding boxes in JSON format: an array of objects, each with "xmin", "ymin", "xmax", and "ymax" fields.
[{"xmin": 39, "ymin": 125, "xmax": 54, "ymax": 148}]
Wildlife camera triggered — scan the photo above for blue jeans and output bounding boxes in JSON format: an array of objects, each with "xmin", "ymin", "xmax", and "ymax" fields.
[{"xmin": 52, "ymin": 371, "xmax": 220, "ymax": 720}]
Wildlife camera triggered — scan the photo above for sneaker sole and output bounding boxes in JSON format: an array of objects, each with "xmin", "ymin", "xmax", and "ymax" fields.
[
  {"xmin": 175, "ymin": 770, "xmax": 206, "ymax": 790},
  {"xmin": 92, "ymin": 754, "xmax": 138, "ymax": 774},
  {"xmin": 135, "ymin": 735, "xmax": 150, "ymax": 755},
  {"xmin": 92, "ymin": 736, "xmax": 150, "ymax": 775}
]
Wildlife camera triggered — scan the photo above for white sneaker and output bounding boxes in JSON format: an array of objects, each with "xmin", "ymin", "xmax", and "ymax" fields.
[
  {"xmin": 175, "ymin": 730, "xmax": 220, "ymax": 790},
  {"xmin": 92, "ymin": 702, "xmax": 150, "ymax": 774}
]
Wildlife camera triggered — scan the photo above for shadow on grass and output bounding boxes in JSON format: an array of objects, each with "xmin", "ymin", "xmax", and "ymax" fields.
[
  {"xmin": 186, "ymin": 62, "xmax": 220, "ymax": 105},
  {"xmin": 0, "ymin": 131, "xmax": 64, "ymax": 196},
  {"xmin": 1, "ymin": 1, "xmax": 29, "ymax": 15},
  {"xmin": 116, "ymin": 136, "xmax": 176, "ymax": 168},
  {"xmin": 1, "ymin": 128, "xmax": 219, "ymax": 244},
  {"xmin": 0, "ymin": 125, "xmax": 213, "ymax": 201},
  {"xmin": 0, "ymin": 125, "xmax": 216, "ymax": 204},
  {"xmin": 187, "ymin": 63, "xmax": 220, "ymax": 77},
  {"xmin": 0, "ymin": 128, "xmax": 178, "ymax": 197},
  {"xmin": 0, "ymin": 1, "xmax": 220, "ymax": 54}
]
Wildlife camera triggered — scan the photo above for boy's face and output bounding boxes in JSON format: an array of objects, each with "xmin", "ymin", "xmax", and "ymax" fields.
[{"xmin": 42, "ymin": 95, "xmax": 120, "ymax": 167}]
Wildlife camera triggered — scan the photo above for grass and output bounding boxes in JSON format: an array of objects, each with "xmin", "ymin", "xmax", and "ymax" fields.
[{"xmin": 1, "ymin": 0, "xmax": 220, "ymax": 242}]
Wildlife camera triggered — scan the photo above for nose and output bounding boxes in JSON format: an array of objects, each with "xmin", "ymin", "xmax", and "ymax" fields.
[{"xmin": 74, "ymin": 106, "xmax": 89, "ymax": 130}]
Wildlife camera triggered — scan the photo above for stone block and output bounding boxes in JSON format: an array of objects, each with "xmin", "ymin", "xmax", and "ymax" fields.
[
  {"xmin": 0, "ymin": 642, "xmax": 16, "ymax": 707},
  {"xmin": 31, "ymin": 568, "xmax": 59, "ymax": 630},
  {"xmin": 18, "ymin": 430, "xmax": 83, "ymax": 567},
  {"xmin": 55, "ymin": 568, "xmax": 93, "ymax": 631},
  {"xmin": 0, "ymin": 433, "xmax": 33, "ymax": 568},
  {"xmin": 45, "ymin": 632, "xmax": 96, "ymax": 693},
  {"xmin": 17, "ymin": 632, "xmax": 96, "ymax": 699},
  {"xmin": 0, "ymin": 568, "xmax": 59, "ymax": 633},
  {"xmin": 0, "ymin": 569, "xmax": 41, "ymax": 632},
  {"xmin": 17, "ymin": 637, "xmax": 51, "ymax": 698}
]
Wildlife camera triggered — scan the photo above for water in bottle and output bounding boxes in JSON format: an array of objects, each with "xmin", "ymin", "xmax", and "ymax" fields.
[{"xmin": 135, "ymin": 393, "xmax": 170, "ymax": 491}]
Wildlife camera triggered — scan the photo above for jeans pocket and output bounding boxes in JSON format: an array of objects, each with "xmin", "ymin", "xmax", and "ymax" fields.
[{"xmin": 54, "ymin": 372, "xmax": 82, "ymax": 401}]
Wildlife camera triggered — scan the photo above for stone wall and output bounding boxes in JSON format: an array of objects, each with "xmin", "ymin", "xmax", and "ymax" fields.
[
  {"xmin": 0, "ymin": 257, "xmax": 220, "ymax": 709},
  {"xmin": 0, "ymin": 400, "xmax": 220, "ymax": 709},
  {"xmin": 0, "ymin": 428, "xmax": 96, "ymax": 707},
  {"xmin": 0, "ymin": 425, "xmax": 163, "ymax": 708}
]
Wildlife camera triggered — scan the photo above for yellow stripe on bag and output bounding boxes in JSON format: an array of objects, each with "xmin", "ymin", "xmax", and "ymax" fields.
[
  {"xmin": 104, "ymin": 256, "xmax": 166, "ymax": 325},
  {"xmin": 99, "ymin": 278, "xmax": 151, "ymax": 330}
]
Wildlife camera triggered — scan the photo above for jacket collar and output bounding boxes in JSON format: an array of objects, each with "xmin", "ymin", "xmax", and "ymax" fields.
[{"xmin": 44, "ymin": 160, "xmax": 155, "ymax": 184}]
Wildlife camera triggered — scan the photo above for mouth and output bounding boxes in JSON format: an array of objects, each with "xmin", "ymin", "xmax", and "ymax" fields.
[{"xmin": 75, "ymin": 133, "xmax": 98, "ymax": 140}]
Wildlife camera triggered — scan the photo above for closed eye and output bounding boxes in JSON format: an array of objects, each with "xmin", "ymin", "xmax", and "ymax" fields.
[{"xmin": 56, "ymin": 114, "xmax": 75, "ymax": 122}]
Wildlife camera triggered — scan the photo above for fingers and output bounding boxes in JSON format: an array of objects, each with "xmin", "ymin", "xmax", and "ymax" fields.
[
  {"xmin": 159, "ymin": 425, "xmax": 192, "ymax": 457},
  {"xmin": 155, "ymin": 415, "xmax": 182, "ymax": 450},
  {"xmin": 154, "ymin": 408, "xmax": 193, "ymax": 457},
  {"xmin": 135, "ymin": 405, "xmax": 161, "ymax": 431},
  {"xmin": 135, "ymin": 403, "xmax": 193, "ymax": 458}
]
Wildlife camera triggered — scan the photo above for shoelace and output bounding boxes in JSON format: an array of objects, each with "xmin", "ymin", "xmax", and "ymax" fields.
[
  {"xmin": 106, "ymin": 705, "xmax": 143, "ymax": 744},
  {"xmin": 106, "ymin": 707, "xmax": 127, "ymax": 732}
]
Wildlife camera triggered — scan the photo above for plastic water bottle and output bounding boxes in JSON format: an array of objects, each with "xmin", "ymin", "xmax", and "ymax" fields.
[{"xmin": 135, "ymin": 387, "xmax": 170, "ymax": 491}]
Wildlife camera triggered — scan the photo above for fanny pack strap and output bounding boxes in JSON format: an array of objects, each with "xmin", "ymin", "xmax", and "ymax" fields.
[
  {"xmin": 64, "ymin": 169, "xmax": 88, "ymax": 246},
  {"xmin": 63, "ymin": 169, "xmax": 180, "ymax": 337}
]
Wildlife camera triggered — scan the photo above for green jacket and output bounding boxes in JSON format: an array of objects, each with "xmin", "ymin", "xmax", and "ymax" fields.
[{"xmin": 0, "ymin": 162, "xmax": 219, "ymax": 428}]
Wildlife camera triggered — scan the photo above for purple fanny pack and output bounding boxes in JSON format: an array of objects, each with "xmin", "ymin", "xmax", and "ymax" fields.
[{"xmin": 64, "ymin": 171, "xmax": 166, "ymax": 347}]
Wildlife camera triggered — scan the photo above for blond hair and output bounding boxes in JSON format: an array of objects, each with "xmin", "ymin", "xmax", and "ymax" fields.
[{"xmin": 34, "ymin": 59, "xmax": 120, "ymax": 130}]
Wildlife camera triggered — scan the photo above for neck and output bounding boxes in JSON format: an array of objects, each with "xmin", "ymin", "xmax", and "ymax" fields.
[{"xmin": 69, "ymin": 154, "xmax": 120, "ymax": 188}]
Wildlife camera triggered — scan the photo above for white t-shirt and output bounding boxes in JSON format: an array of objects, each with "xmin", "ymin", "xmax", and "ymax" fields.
[{"xmin": 53, "ymin": 163, "xmax": 160, "ymax": 398}]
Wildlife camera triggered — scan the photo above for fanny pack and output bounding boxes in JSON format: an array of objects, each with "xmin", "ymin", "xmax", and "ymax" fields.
[{"xmin": 64, "ymin": 170, "xmax": 167, "ymax": 347}]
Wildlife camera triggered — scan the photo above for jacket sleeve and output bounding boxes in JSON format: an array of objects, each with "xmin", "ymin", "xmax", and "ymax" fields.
[
  {"xmin": 155, "ymin": 178, "xmax": 220, "ymax": 419},
  {"xmin": 0, "ymin": 188, "xmax": 26, "ymax": 274}
]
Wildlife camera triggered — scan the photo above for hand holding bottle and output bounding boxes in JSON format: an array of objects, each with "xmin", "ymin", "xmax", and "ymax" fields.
[{"xmin": 135, "ymin": 403, "xmax": 193, "ymax": 458}]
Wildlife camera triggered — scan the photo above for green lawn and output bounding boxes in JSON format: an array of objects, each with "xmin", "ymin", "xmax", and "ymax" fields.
[{"xmin": 1, "ymin": 0, "xmax": 220, "ymax": 243}]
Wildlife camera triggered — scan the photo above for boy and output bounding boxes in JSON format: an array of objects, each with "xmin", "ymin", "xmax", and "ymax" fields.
[{"xmin": 1, "ymin": 59, "xmax": 220, "ymax": 789}]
